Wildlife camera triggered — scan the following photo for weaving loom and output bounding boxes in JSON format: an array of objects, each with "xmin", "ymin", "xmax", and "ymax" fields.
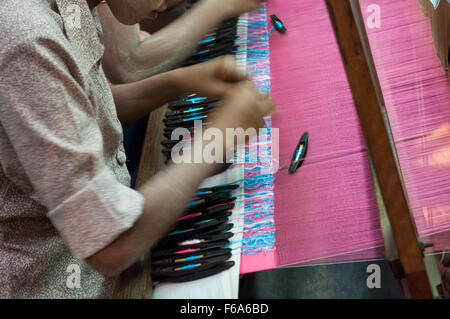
[
  {"xmin": 115, "ymin": 0, "xmax": 450, "ymax": 298},
  {"xmin": 243, "ymin": 0, "xmax": 450, "ymax": 273}
]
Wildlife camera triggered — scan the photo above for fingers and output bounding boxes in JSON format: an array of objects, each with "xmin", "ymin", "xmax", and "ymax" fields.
[
  {"xmin": 260, "ymin": 95, "xmax": 276, "ymax": 115},
  {"xmin": 180, "ymin": 58, "xmax": 275, "ymax": 130},
  {"xmin": 206, "ymin": 78, "xmax": 277, "ymax": 153},
  {"xmin": 215, "ymin": 55, "xmax": 247, "ymax": 82},
  {"xmin": 236, "ymin": 80, "xmax": 275, "ymax": 117},
  {"xmin": 224, "ymin": 80, "xmax": 274, "ymax": 125},
  {"xmin": 185, "ymin": 56, "xmax": 246, "ymax": 98},
  {"xmin": 236, "ymin": 79, "xmax": 260, "ymax": 94}
]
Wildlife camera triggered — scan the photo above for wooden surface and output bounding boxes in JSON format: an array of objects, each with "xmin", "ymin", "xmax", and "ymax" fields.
[
  {"xmin": 418, "ymin": 0, "xmax": 449, "ymax": 71},
  {"xmin": 325, "ymin": 0, "xmax": 433, "ymax": 298},
  {"xmin": 113, "ymin": 106, "xmax": 168, "ymax": 299},
  {"xmin": 135, "ymin": 107, "xmax": 168, "ymax": 187}
]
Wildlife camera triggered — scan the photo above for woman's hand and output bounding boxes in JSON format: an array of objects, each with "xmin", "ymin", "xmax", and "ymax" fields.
[
  {"xmin": 205, "ymin": 0, "xmax": 266, "ymax": 19},
  {"xmin": 172, "ymin": 55, "xmax": 248, "ymax": 98},
  {"xmin": 207, "ymin": 80, "xmax": 276, "ymax": 155}
]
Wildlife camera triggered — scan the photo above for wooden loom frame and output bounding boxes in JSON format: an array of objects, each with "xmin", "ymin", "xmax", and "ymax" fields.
[
  {"xmin": 418, "ymin": 0, "xmax": 450, "ymax": 72},
  {"xmin": 113, "ymin": 1, "xmax": 447, "ymax": 299},
  {"xmin": 325, "ymin": 0, "xmax": 446, "ymax": 299}
]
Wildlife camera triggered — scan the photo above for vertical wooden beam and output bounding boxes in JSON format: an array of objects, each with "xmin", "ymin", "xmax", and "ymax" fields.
[
  {"xmin": 325, "ymin": 0, "xmax": 433, "ymax": 298},
  {"xmin": 418, "ymin": 0, "xmax": 449, "ymax": 71},
  {"xmin": 113, "ymin": 106, "xmax": 167, "ymax": 298}
]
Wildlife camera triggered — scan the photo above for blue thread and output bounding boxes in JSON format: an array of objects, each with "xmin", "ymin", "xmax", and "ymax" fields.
[
  {"xmin": 240, "ymin": 6, "xmax": 276, "ymax": 255},
  {"xmin": 184, "ymin": 255, "xmax": 200, "ymax": 261},
  {"xmin": 180, "ymin": 264, "xmax": 199, "ymax": 270}
]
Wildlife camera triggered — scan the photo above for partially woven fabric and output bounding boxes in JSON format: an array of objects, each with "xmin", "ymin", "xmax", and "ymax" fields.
[
  {"xmin": 239, "ymin": 0, "xmax": 449, "ymax": 273},
  {"xmin": 239, "ymin": 6, "xmax": 277, "ymax": 271}
]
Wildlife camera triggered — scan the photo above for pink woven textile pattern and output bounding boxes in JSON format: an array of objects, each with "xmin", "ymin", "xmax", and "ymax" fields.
[
  {"xmin": 243, "ymin": 0, "xmax": 384, "ymax": 272},
  {"xmin": 242, "ymin": 0, "xmax": 450, "ymax": 272}
]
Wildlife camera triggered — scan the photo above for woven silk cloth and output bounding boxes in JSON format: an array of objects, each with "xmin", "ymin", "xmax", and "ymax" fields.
[
  {"xmin": 239, "ymin": 0, "xmax": 449, "ymax": 273},
  {"xmin": 252, "ymin": 0, "xmax": 384, "ymax": 271},
  {"xmin": 238, "ymin": 6, "xmax": 277, "ymax": 273}
]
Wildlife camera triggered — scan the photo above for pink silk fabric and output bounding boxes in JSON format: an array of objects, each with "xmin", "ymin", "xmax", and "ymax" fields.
[{"xmin": 242, "ymin": 0, "xmax": 449, "ymax": 273}]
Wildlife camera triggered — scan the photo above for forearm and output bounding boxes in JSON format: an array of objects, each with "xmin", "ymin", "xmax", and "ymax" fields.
[
  {"xmin": 87, "ymin": 78, "xmax": 275, "ymax": 277},
  {"xmin": 111, "ymin": 53, "xmax": 248, "ymax": 125},
  {"xmin": 87, "ymin": 158, "xmax": 220, "ymax": 277},
  {"xmin": 111, "ymin": 70, "xmax": 181, "ymax": 125},
  {"xmin": 101, "ymin": 1, "xmax": 229, "ymax": 83},
  {"xmin": 133, "ymin": 1, "xmax": 230, "ymax": 76}
]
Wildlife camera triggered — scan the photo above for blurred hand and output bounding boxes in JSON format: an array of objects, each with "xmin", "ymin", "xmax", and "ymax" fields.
[
  {"xmin": 166, "ymin": 0, "xmax": 186, "ymax": 9},
  {"xmin": 174, "ymin": 55, "xmax": 247, "ymax": 98},
  {"xmin": 206, "ymin": 0, "xmax": 266, "ymax": 18},
  {"xmin": 208, "ymin": 80, "xmax": 276, "ymax": 153}
]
